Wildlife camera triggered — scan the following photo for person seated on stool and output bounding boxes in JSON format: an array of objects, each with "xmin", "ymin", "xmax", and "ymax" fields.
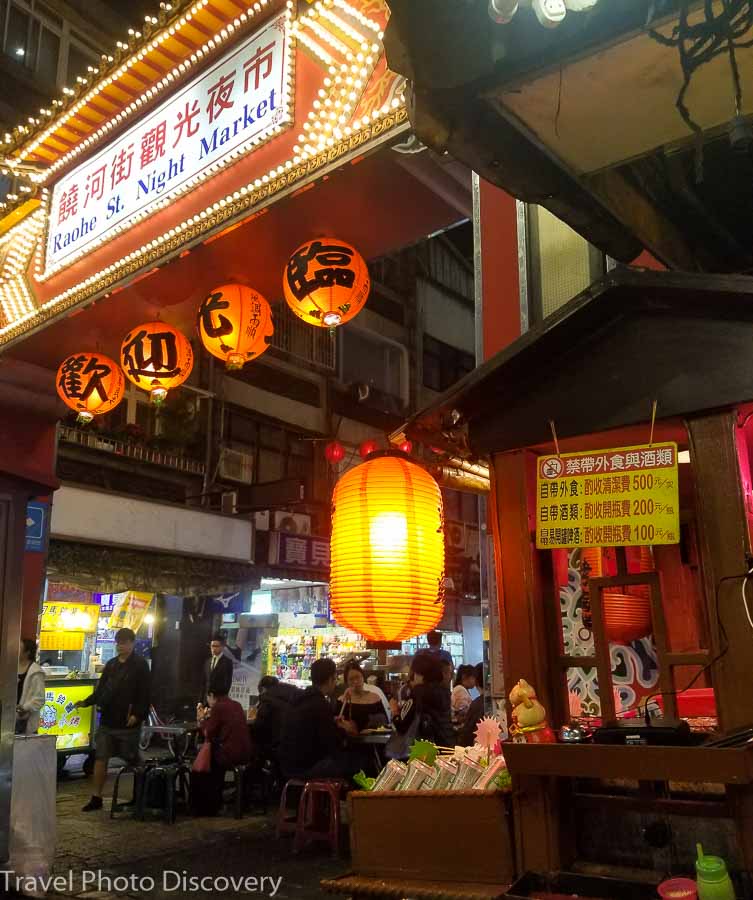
[
  {"xmin": 191, "ymin": 683, "xmax": 251, "ymax": 816},
  {"xmin": 338, "ymin": 661, "xmax": 389, "ymax": 733},
  {"xmin": 279, "ymin": 658, "xmax": 359, "ymax": 780}
]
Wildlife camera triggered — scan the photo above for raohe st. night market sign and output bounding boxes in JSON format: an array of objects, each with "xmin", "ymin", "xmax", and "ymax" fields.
[{"xmin": 45, "ymin": 12, "xmax": 289, "ymax": 273}]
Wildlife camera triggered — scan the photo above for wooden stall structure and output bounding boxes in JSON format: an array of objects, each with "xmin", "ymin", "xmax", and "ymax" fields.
[{"xmin": 405, "ymin": 268, "xmax": 753, "ymax": 891}]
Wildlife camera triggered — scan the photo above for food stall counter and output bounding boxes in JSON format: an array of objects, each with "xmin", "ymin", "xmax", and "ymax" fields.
[{"xmin": 39, "ymin": 675, "xmax": 98, "ymax": 772}]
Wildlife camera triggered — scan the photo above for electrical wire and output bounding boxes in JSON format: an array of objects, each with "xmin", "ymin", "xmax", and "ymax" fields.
[{"xmin": 647, "ymin": 0, "xmax": 753, "ymax": 180}]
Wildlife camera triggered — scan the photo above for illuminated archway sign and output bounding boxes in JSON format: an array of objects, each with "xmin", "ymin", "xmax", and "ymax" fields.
[{"xmin": 45, "ymin": 12, "xmax": 292, "ymax": 274}]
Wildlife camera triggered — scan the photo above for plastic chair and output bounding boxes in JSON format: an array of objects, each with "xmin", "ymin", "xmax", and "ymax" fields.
[
  {"xmin": 276, "ymin": 777, "xmax": 307, "ymax": 838},
  {"xmin": 294, "ymin": 780, "xmax": 346, "ymax": 856},
  {"xmin": 110, "ymin": 760, "xmax": 157, "ymax": 819},
  {"xmin": 228, "ymin": 764, "xmax": 249, "ymax": 819}
]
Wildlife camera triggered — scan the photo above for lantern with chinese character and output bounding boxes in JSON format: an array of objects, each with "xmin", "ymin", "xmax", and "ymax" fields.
[
  {"xmin": 120, "ymin": 321, "xmax": 193, "ymax": 404},
  {"xmin": 56, "ymin": 352, "xmax": 125, "ymax": 424},
  {"xmin": 283, "ymin": 237, "xmax": 370, "ymax": 329},
  {"xmin": 197, "ymin": 283, "xmax": 274, "ymax": 370},
  {"xmin": 330, "ymin": 451, "xmax": 445, "ymax": 641}
]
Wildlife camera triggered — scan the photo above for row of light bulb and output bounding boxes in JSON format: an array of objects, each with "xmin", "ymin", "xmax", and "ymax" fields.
[
  {"xmin": 2, "ymin": 0, "xmax": 205, "ymax": 163},
  {"xmin": 0, "ymin": 0, "xmax": 400, "ymax": 342},
  {"xmin": 0, "ymin": 209, "xmax": 44, "ymax": 328},
  {"xmin": 489, "ymin": 0, "xmax": 599, "ymax": 27}
]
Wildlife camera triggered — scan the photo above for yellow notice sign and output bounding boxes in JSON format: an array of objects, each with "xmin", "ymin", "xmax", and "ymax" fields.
[
  {"xmin": 40, "ymin": 601, "xmax": 100, "ymax": 633},
  {"xmin": 535, "ymin": 442, "xmax": 679, "ymax": 549}
]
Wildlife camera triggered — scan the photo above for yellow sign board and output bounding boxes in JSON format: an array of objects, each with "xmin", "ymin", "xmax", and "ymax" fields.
[
  {"xmin": 108, "ymin": 590, "xmax": 153, "ymax": 632},
  {"xmin": 40, "ymin": 601, "xmax": 100, "ymax": 633},
  {"xmin": 39, "ymin": 683, "xmax": 94, "ymax": 751},
  {"xmin": 535, "ymin": 442, "xmax": 679, "ymax": 549}
]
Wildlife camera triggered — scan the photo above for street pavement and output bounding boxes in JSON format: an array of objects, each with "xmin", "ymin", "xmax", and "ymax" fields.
[{"xmin": 22, "ymin": 756, "xmax": 348, "ymax": 900}]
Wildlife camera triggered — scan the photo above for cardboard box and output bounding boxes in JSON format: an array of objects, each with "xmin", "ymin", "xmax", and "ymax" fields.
[{"xmin": 349, "ymin": 791, "xmax": 515, "ymax": 885}]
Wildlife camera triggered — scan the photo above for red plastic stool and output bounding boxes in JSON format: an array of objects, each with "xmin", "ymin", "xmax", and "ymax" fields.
[
  {"xmin": 293, "ymin": 779, "xmax": 345, "ymax": 856},
  {"xmin": 276, "ymin": 778, "xmax": 307, "ymax": 838}
]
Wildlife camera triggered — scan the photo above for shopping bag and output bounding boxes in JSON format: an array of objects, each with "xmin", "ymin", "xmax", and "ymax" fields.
[{"xmin": 192, "ymin": 740, "xmax": 212, "ymax": 773}]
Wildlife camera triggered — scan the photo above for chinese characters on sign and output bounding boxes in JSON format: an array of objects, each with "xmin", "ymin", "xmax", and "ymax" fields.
[
  {"xmin": 270, "ymin": 532, "xmax": 330, "ymax": 570},
  {"xmin": 535, "ymin": 443, "xmax": 680, "ymax": 549},
  {"xmin": 46, "ymin": 14, "xmax": 289, "ymax": 272}
]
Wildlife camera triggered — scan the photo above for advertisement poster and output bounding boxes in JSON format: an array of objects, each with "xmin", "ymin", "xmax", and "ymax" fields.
[
  {"xmin": 535, "ymin": 442, "xmax": 680, "ymax": 549},
  {"xmin": 107, "ymin": 591, "xmax": 153, "ymax": 632},
  {"xmin": 39, "ymin": 683, "xmax": 94, "ymax": 751}
]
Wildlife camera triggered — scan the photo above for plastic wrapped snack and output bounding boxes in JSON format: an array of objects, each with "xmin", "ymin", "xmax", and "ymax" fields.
[{"xmin": 372, "ymin": 759, "xmax": 407, "ymax": 792}]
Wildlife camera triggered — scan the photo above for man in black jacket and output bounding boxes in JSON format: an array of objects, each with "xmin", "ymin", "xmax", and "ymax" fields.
[
  {"xmin": 251, "ymin": 676, "xmax": 301, "ymax": 759},
  {"xmin": 199, "ymin": 633, "xmax": 234, "ymax": 704},
  {"xmin": 278, "ymin": 658, "xmax": 357, "ymax": 778},
  {"xmin": 75, "ymin": 628, "xmax": 150, "ymax": 812}
]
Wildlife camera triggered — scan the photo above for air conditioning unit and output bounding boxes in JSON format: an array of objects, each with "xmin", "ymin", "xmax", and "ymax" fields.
[
  {"xmin": 445, "ymin": 522, "xmax": 466, "ymax": 552},
  {"xmin": 254, "ymin": 510, "xmax": 271, "ymax": 531},
  {"xmin": 273, "ymin": 511, "xmax": 311, "ymax": 535},
  {"xmin": 218, "ymin": 448, "xmax": 254, "ymax": 484}
]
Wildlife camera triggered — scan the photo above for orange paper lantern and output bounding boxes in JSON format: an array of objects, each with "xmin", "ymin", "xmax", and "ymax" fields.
[
  {"xmin": 56, "ymin": 352, "xmax": 125, "ymax": 424},
  {"xmin": 197, "ymin": 283, "xmax": 273, "ymax": 370},
  {"xmin": 283, "ymin": 237, "xmax": 370, "ymax": 328},
  {"xmin": 330, "ymin": 452, "xmax": 445, "ymax": 641},
  {"xmin": 120, "ymin": 321, "xmax": 193, "ymax": 403}
]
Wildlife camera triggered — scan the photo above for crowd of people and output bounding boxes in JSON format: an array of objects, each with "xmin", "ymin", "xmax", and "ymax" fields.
[{"xmin": 19, "ymin": 625, "xmax": 484, "ymax": 817}]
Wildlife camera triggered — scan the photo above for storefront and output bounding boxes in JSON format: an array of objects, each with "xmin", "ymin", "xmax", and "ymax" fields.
[{"xmin": 404, "ymin": 269, "xmax": 753, "ymax": 888}]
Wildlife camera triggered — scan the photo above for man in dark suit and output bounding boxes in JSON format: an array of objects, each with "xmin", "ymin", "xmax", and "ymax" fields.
[{"xmin": 199, "ymin": 633, "xmax": 234, "ymax": 704}]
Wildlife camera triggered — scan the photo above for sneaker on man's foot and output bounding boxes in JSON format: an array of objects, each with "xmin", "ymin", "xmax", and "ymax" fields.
[{"xmin": 82, "ymin": 795, "xmax": 103, "ymax": 812}]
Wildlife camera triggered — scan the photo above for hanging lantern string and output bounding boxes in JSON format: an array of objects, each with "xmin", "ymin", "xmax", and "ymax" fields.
[
  {"xmin": 549, "ymin": 419, "xmax": 562, "ymax": 458},
  {"xmin": 649, "ymin": 399, "xmax": 658, "ymax": 448}
]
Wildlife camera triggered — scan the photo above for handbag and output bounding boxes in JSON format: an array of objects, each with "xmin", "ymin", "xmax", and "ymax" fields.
[{"xmin": 192, "ymin": 740, "xmax": 212, "ymax": 773}]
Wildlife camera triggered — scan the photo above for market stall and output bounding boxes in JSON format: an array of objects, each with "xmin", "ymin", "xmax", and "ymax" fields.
[{"xmin": 404, "ymin": 269, "xmax": 753, "ymax": 892}]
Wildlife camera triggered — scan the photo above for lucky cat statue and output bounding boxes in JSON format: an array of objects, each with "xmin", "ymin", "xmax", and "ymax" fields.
[{"xmin": 509, "ymin": 678, "xmax": 556, "ymax": 744}]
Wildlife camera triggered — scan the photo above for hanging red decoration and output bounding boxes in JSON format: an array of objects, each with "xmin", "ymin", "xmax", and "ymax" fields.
[
  {"xmin": 399, "ymin": 439, "xmax": 413, "ymax": 454},
  {"xmin": 197, "ymin": 283, "xmax": 273, "ymax": 370},
  {"xmin": 120, "ymin": 321, "xmax": 193, "ymax": 404},
  {"xmin": 359, "ymin": 439, "xmax": 379, "ymax": 459},
  {"xmin": 56, "ymin": 352, "xmax": 125, "ymax": 424},
  {"xmin": 282, "ymin": 237, "xmax": 370, "ymax": 328},
  {"xmin": 325, "ymin": 441, "xmax": 346, "ymax": 464}
]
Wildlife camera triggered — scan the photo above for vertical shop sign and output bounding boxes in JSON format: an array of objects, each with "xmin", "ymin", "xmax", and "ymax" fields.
[{"xmin": 535, "ymin": 442, "xmax": 680, "ymax": 549}]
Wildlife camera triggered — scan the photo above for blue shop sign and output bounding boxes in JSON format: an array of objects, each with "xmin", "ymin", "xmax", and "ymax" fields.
[{"xmin": 25, "ymin": 502, "xmax": 50, "ymax": 553}]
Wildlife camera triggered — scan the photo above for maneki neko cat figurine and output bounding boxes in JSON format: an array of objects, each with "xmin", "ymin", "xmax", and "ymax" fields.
[{"xmin": 509, "ymin": 678, "xmax": 556, "ymax": 744}]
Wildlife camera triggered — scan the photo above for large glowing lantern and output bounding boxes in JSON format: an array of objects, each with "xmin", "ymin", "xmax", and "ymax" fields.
[
  {"xmin": 120, "ymin": 321, "xmax": 193, "ymax": 403},
  {"xmin": 330, "ymin": 452, "xmax": 445, "ymax": 641},
  {"xmin": 56, "ymin": 352, "xmax": 125, "ymax": 424},
  {"xmin": 283, "ymin": 237, "xmax": 370, "ymax": 328},
  {"xmin": 197, "ymin": 284, "xmax": 273, "ymax": 370}
]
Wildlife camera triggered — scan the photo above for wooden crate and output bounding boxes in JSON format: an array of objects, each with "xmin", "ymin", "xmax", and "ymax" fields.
[{"xmin": 349, "ymin": 791, "xmax": 515, "ymax": 885}]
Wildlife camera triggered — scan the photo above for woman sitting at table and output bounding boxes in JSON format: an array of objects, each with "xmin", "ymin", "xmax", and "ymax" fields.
[
  {"xmin": 338, "ymin": 661, "xmax": 388, "ymax": 733},
  {"xmin": 191, "ymin": 685, "xmax": 251, "ymax": 816},
  {"xmin": 389, "ymin": 654, "xmax": 454, "ymax": 750}
]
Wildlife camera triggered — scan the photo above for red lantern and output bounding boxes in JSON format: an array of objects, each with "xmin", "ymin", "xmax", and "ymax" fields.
[
  {"xmin": 56, "ymin": 352, "xmax": 125, "ymax": 424},
  {"xmin": 325, "ymin": 441, "xmax": 346, "ymax": 464},
  {"xmin": 399, "ymin": 439, "xmax": 413, "ymax": 454},
  {"xmin": 359, "ymin": 439, "xmax": 379, "ymax": 459}
]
